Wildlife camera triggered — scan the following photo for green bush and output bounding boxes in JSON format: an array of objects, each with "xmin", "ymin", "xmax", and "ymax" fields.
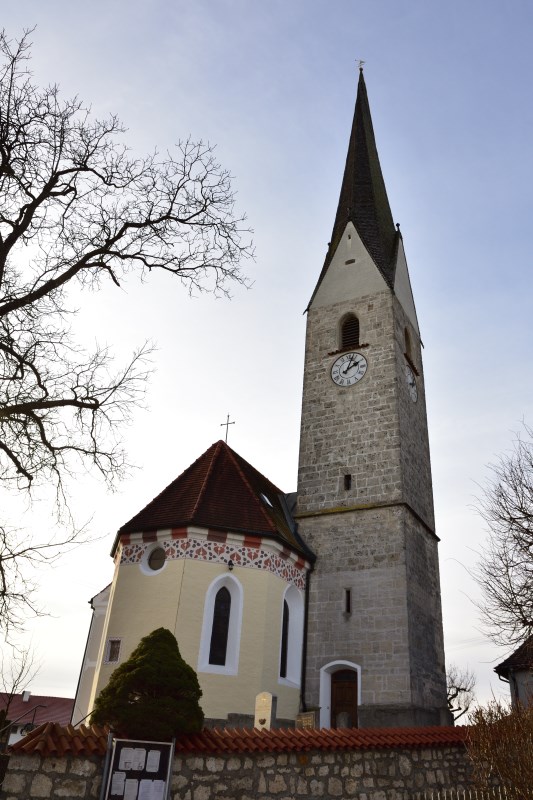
[{"xmin": 91, "ymin": 628, "xmax": 203, "ymax": 740}]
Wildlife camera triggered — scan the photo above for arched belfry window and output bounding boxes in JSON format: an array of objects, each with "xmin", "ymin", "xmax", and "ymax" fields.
[
  {"xmin": 209, "ymin": 587, "xmax": 231, "ymax": 666},
  {"xmin": 340, "ymin": 314, "xmax": 360, "ymax": 350},
  {"xmin": 198, "ymin": 574, "xmax": 243, "ymax": 675}
]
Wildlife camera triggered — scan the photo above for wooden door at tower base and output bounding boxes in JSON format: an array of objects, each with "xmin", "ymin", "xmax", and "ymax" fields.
[{"xmin": 331, "ymin": 669, "xmax": 358, "ymax": 728}]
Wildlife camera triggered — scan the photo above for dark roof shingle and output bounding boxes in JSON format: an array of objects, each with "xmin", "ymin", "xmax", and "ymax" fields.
[
  {"xmin": 495, "ymin": 635, "xmax": 533, "ymax": 678},
  {"xmin": 308, "ymin": 70, "xmax": 398, "ymax": 309},
  {"xmin": 116, "ymin": 441, "xmax": 312, "ymax": 560}
]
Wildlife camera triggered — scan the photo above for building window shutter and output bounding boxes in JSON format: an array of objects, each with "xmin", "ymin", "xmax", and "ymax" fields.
[
  {"xmin": 341, "ymin": 315, "xmax": 360, "ymax": 349},
  {"xmin": 209, "ymin": 586, "xmax": 231, "ymax": 666}
]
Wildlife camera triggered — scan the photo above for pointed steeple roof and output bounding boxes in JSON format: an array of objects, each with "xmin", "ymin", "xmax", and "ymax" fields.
[
  {"xmin": 308, "ymin": 70, "xmax": 399, "ymax": 308},
  {"xmin": 117, "ymin": 440, "xmax": 312, "ymax": 559}
]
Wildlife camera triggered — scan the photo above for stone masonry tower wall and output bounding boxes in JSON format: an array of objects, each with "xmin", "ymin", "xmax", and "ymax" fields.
[{"xmin": 295, "ymin": 71, "xmax": 449, "ymax": 728}]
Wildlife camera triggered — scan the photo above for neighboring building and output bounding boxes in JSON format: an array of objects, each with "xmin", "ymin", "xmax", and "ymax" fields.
[
  {"xmin": 495, "ymin": 636, "xmax": 533, "ymax": 709},
  {"xmin": 0, "ymin": 691, "xmax": 74, "ymax": 749},
  {"xmin": 73, "ymin": 70, "xmax": 449, "ymax": 729}
]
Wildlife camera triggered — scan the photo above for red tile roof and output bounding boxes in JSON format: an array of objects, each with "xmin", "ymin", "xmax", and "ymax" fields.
[
  {"xmin": 0, "ymin": 693, "xmax": 74, "ymax": 729},
  {"xmin": 115, "ymin": 440, "xmax": 312, "ymax": 559},
  {"xmin": 10, "ymin": 723, "xmax": 468, "ymax": 758},
  {"xmin": 495, "ymin": 635, "xmax": 533, "ymax": 678},
  {"xmin": 10, "ymin": 723, "xmax": 108, "ymax": 757}
]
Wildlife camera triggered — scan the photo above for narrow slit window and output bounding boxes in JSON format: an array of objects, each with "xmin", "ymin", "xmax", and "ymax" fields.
[
  {"xmin": 341, "ymin": 315, "xmax": 360, "ymax": 350},
  {"xmin": 280, "ymin": 600, "xmax": 289, "ymax": 678},
  {"xmin": 209, "ymin": 587, "xmax": 231, "ymax": 666},
  {"xmin": 344, "ymin": 589, "xmax": 352, "ymax": 615},
  {"xmin": 344, "ymin": 474, "xmax": 352, "ymax": 490}
]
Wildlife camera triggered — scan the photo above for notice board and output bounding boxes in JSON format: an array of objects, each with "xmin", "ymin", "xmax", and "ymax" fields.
[{"xmin": 103, "ymin": 738, "xmax": 174, "ymax": 800}]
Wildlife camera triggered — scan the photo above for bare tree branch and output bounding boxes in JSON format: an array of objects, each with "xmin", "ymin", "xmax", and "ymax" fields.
[
  {"xmin": 475, "ymin": 423, "xmax": 533, "ymax": 646},
  {"xmin": 0, "ymin": 644, "xmax": 41, "ymax": 728},
  {"xmin": 446, "ymin": 662, "xmax": 476, "ymax": 721},
  {"xmin": 467, "ymin": 700, "xmax": 533, "ymax": 797},
  {"xmin": 0, "ymin": 29, "xmax": 252, "ymax": 501},
  {"xmin": 0, "ymin": 520, "xmax": 92, "ymax": 637},
  {"xmin": 0, "ymin": 28, "xmax": 252, "ymax": 633}
]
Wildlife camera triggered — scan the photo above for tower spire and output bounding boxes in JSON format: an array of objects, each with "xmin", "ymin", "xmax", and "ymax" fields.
[{"xmin": 308, "ymin": 71, "xmax": 398, "ymax": 308}]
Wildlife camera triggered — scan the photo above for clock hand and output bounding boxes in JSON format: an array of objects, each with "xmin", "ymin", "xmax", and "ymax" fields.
[
  {"xmin": 347, "ymin": 354, "xmax": 359, "ymax": 371},
  {"xmin": 342, "ymin": 359, "xmax": 354, "ymax": 375}
]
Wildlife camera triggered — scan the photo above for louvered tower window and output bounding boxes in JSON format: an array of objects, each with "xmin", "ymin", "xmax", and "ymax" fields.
[
  {"xmin": 341, "ymin": 314, "xmax": 360, "ymax": 349},
  {"xmin": 209, "ymin": 586, "xmax": 231, "ymax": 665},
  {"xmin": 404, "ymin": 327, "xmax": 412, "ymax": 360}
]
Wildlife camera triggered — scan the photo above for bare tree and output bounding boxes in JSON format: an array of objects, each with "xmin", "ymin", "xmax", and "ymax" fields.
[
  {"xmin": 446, "ymin": 662, "xmax": 476, "ymax": 722},
  {"xmin": 0, "ymin": 644, "xmax": 40, "ymax": 748},
  {"xmin": 0, "ymin": 29, "xmax": 251, "ymax": 635},
  {"xmin": 0, "ymin": 29, "xmax": 252, "ymax": 501},
  {"xmin": 467, "ymin": 700, "xmax": 533, "ymax": 798},
  {"xmin": 476, "ymin": 423, "xmax": 533, "ymax": 646},
  {"xmin": 0, "ymin": 521, "xmax": 93, "ymax": 636}
]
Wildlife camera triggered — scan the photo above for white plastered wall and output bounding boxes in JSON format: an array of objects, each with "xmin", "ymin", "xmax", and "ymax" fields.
[
  {"xmin": 311, "ymin": 222, "xmax": 388, "ymax": 309},
  {"xmin": 393, "ymin": 237, "xmax": 419, "ymax": 335},
  {"xmin": 81, "ymin": 534, "xmax": 303, "ymax": 723}
]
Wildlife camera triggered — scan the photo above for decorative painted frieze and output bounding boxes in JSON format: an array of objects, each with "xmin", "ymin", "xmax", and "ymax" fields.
[{"xmin": 119, "ymin": 533, "xmax": 307, "ymax": 591}]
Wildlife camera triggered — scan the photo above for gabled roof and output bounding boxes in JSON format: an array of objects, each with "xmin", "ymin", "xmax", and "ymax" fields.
[
  {"xmin": 495, "ymin": 635, "xmax": 533, "ymax": 679},
  {"xmin": 0, "ymin": 693, "xmax": 74, "ymax": 728},
  {"xmin": 308, "ymin": 70, "xmax": 399, "ymax": 309},
  {"xmin": 10, "ymin": 721, "xmax": 469, "ymax": 757},
  {"xmin": 117, "ymin": 441, "xmax": 313, "ymax": 560}
]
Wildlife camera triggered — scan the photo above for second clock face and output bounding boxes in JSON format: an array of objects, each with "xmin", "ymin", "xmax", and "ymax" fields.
[
  {"xmin": 404, "ymin": 364, "xmax": 418, "ymax": 402},
  {"xmin": 331, "ymin": 352, "xmax": 368, "ymax": 387}
]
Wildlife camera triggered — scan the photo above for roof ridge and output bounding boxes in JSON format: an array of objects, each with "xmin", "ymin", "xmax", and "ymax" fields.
[{"xmin": 190, "ymin": 440, "xmax": 225, "ymax": 519}]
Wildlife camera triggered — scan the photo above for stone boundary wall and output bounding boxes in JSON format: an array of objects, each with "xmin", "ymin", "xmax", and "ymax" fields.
[{"xmin": 1, "ymin": 743, "xmax": 478, "ymax": 800}]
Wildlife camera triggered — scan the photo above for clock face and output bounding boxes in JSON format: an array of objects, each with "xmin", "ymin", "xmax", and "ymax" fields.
[
  {"xmin": 404, "ymin": 364, "xmax": 418, "ymax": 402},
  {"xmin": 331, "ymin": 352, "xmax": 368, "ymax": 387}
]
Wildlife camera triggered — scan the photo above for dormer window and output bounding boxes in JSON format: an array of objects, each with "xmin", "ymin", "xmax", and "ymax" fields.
[
  {"xmin": 260, "ymin": 492, "xmax": 273, "ymax": 508},
  {"xmin": 341, "ymin": 314, "xmax": 360, "ymax": 350}
]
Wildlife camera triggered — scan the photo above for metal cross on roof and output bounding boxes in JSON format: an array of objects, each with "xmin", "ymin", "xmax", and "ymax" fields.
[{"xmin": 220, "ymin": 413, "xmax": 235, "ymax": 443}]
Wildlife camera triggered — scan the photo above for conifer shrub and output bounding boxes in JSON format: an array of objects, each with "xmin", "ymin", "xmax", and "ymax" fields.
[{"xmin": 90, "ymin": 628, "xmax": 204, "ymax": 740}]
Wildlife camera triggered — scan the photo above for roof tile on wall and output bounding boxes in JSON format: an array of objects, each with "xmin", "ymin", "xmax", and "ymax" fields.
[{"xmin": 10, "ymin": 723, "xmax": 469, "ymax": 758}]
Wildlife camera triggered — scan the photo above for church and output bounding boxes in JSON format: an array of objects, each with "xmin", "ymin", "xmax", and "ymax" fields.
[{"xmin": 72, "ymin": 71, "xmax": 450, "ymax": 730}]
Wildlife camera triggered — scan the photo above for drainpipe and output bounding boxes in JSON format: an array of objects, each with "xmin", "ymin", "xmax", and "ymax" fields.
[{"xmin": 299, "ymin": 565, "xmax": 313, "ymax": 713}]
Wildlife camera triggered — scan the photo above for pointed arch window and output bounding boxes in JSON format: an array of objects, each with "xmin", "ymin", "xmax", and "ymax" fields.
[
  {"xmin": 279, "ymin": 600, "xmax": 289, "ymax": 679},
  {"xmin": 209, "ymin": 587, "xmax": 231, "ymax": 666},
  {"xmin": 279, "ymin": 585, "xmax": 304, "ymax": 685},
  {"xmin": 199, "ymin": 574, "xmax": 243, "ymax": 675},
  {"xmin": 341, "ymin": 314, "xmax": 360, "ymax": 350}
]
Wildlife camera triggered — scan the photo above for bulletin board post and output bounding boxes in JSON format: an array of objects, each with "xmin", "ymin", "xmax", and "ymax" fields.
[{"xmin": 101, "ymin": 738, "xmax": 175, "ymax": 800}]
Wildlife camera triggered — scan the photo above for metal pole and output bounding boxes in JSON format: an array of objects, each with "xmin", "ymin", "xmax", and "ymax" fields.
[{"xmin": 98, "ymin": 731, "xmax": 114, "ymax": 800}]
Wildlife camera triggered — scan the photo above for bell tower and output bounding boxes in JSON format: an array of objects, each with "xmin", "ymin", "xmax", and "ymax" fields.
[{"xmin": 296, "ymin": 70, "xmax": 449, "ymax": 728}]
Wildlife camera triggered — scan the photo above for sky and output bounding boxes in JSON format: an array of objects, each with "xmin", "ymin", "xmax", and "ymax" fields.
[{"xmin": 1, "ymin": 0, "xmax": 532, "ymax": 713}]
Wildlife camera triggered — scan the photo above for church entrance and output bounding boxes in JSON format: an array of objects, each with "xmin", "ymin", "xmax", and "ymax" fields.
[{"xmin": 331, "ymin": 669, "xmax": 358, "ymax": 728}]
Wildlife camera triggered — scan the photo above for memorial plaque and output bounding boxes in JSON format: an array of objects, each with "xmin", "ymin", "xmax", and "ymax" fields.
[
  {"xmin": 254, "ymin": 691, "xmax": 277, "ymax": 730},
  {"xmin": 295, "ymin": 710, "xmax": 317, "ymax": 729}
]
